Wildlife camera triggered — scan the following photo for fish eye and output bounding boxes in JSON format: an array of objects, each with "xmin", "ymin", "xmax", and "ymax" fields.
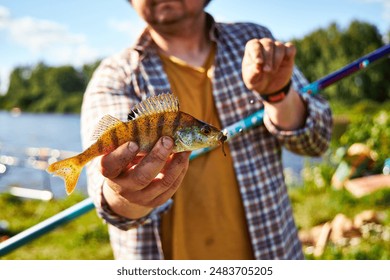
[{"xmin": 201, "ymin": 125, "xmax": 211, "ymax": 135}]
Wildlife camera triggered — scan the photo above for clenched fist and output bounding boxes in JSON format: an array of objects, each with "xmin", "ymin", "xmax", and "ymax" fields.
[{"xmin": 242, "ymin": 38, "xmax": 296, "ymax": 94}]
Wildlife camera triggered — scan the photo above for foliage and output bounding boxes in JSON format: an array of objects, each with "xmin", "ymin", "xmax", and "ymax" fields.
[
  {"xmin": 289, "ymin": 99, "xmax": 390, "ymax": 260},
  {"xmin": 338, "ymin": 110, "xmax": 390, "ymax": 174},
  {"xmin": 0, "ymin": 62, "xmax": 100, "ymax": 114},
  {"xmin": 293, "ymin": 20, "xmax": 390, "ymax": 103}
]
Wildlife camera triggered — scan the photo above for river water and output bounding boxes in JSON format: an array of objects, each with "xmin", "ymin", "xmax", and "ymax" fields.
[
  {"xmin": 0, "ymin": 111, "xmax": 86, "ymax": 197},
  {"xmin": 0, "ymin": 110, "xmax": 309, "ymax": 198}
]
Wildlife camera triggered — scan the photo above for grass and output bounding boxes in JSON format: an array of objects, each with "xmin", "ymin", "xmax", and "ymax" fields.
[
  {"xmin": 290, "ymin": 186, "xmax": 390, "ymax": 229},
  {"xmin": 0, "ymin": 192, "xmax": 113, "ymax": 260}
]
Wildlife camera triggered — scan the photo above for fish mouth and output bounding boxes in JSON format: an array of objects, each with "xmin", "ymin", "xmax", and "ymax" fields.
[
  {"xmin": 218, "ymin": 133, "xmax": 227, "ymax": 143},
  {"xmin": 218, "ymin": 130, "xmax": 228, "ymax": 156}
]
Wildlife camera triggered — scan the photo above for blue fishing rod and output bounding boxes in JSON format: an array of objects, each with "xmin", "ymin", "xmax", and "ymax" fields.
[{"xmin": 0, "ymin": 44, "xmax": 389, "ymax": 257}]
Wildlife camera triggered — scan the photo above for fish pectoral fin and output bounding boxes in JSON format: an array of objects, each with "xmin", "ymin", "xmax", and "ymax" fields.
[{"xmin": 91, "ymin": 115, "xmax": 122, "ymax": 141}]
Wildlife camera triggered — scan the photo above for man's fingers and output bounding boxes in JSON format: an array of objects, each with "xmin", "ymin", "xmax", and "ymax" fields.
[
  {"xmin": 126, "ymin": 151, "xmax": 190, "ymax": 206},
  {"xmin": 285, "ymin": 42, "xmax": 297, "ymax": 61},
  {"xmin": 141, "ymin": 151, "xmax": 190, "ymax": 196},
  {"xmin": 112, "ymin": 136, "xmax": 175, "ymax": 191},
  {"xmin": 149, "ymin": 162, "xmax": 188, "ymax": 207},
  {"xmin": 100, "ymin": 141, "xmax": 139, "ymax": 179},
  {"xmin": 272, "ymin": 41, "xmax": 286, "ymax": 72},
  {"xmin": 132, "ymin": 136, "xmax": 174, "ymax": 186},
  {"xmin": 260, "ymin": 38, "xmax": 274, "ymax": 72},
  {"xmin": 244, "ymin": 39, "xmax": 262, "ymax": 64},
  {"xmin": 243, "ymin": 39, "xmax": 264, "ymax": 88},
  {"xmin": 244, "ymin": 38, "xmax": 280, "ymax": 75}
]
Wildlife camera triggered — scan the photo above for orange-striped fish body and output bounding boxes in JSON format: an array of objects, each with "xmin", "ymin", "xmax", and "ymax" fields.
[{"xmin": 47, "ymin": 94, "xmax": 226, "ymax": 194}]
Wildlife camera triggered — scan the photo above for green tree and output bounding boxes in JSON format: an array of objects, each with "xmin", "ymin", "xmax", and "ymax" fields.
[
  {"xmin": 0, "ymin": 63, "xmax": 93, "ymax": 113},
  {"xmin": 2, "ymin": 66, "xmax": 32, "ymax": 110},
  {"xmin": 82, "ymin": 60, "xmax": 101, "ymax": 82},
  {"xmin": 40, "ymin": 65, "xmax": 85, "ymax": 113}
]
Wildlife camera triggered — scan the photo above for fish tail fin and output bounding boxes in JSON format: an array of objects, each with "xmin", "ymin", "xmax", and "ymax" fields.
[{"xmin": 46, "ymin": 155, "xmax": 84, "ymax": 195}]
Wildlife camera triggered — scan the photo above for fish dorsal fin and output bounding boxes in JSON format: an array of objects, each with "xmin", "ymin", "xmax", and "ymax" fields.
[
  {"xmin": 128, "ymin": 93, "xmax": 179, "ymax": 120},
  {"xmin": 91, "ymin": 115, "xmax": 122, "ymax": 141}
]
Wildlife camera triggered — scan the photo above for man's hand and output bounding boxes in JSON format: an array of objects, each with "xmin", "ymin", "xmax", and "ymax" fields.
[
  {"xmin": 100, "ymin": 136, "xmax": 190, "ymax": 220},
  {"xmin": 242, "ymin": 38, "xmax": 296, "ymax": 94}
]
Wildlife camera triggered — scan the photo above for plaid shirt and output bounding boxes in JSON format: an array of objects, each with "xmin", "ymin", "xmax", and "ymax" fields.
[{"xmin": 81, "ymin": 14, "xmax": 332, "ymax": 260}]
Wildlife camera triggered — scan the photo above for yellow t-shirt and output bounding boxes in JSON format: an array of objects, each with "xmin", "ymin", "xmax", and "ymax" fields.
[{"xmin": 159, "ymin": 44, "xmax": 254, "ymax": 260}]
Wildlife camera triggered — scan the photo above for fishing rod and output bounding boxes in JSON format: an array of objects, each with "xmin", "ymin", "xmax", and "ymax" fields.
[{"xmin": 0, "ymin": 43, "xmax": 389, "ymax": 257}]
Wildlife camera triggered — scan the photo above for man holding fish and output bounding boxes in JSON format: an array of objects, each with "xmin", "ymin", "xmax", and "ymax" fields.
[{"xmin": 78, "ymin": 0, "xmax": 332, "ymax": 259}]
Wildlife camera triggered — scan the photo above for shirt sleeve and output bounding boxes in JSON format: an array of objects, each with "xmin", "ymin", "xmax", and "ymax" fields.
[
  {"xmin": 80, "ymin": 54, "xmax": 171, "ymax": 230},
  {"xmin": 263, "ymin": 79, "xmax": 333, "ymax": 157}
]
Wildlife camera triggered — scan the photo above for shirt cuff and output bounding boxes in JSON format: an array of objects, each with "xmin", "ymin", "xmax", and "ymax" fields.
[
  {"xmin": 97, "ymin": 181, "xmax": 172, "ymax": 231},
  {"xmin": 263, "ymin": 91, "xmax": 314, "ymax": 139},
  {"xmin": 263, "ymin": 91, "xmax": 332, "ymax": 156}
]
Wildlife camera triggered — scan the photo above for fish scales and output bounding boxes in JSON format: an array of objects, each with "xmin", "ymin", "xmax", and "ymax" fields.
[
  {"xmin": 95, "ymin": 121, "xmax": 130, "ymax": 154},
  {"xmin": 47, "ymin": 93, "xmax": 226, "ymax": 194},
  {"xmin": 130, "ymin": 112, "xmax": 165, "ymax": 151}
]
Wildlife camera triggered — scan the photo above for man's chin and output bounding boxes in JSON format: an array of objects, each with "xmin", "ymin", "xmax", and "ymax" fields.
[{"xmin": 154, "ymin": 12, "xmax": 184, "ymax": 25}]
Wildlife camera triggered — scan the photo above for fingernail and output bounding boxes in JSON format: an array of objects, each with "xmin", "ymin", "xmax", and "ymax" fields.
[
  {"xmin": 127, "ymin": 141, "xmax": 139, "ymax": 153},
  {"xmin": 263, "ymin": 65, "xmax": 271, "ymax": 72},
  {"xmin": 161, "ymin": 136, "xmax": 173, "ymax": 149}
]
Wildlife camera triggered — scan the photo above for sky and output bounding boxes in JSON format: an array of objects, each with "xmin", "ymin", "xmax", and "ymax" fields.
[{"xmin": 0, "ymin": 0, "xmax": 389, "ymax": 93}]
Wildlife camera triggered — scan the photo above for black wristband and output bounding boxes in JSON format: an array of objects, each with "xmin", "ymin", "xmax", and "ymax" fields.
[{"xmin": 260, "ymin": 80, "xmax": 292, "ymax": 103}]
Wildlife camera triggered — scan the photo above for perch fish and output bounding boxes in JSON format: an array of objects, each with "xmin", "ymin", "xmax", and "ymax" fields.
[{"xmin": 47, "ymin": 93, "xmax": 227, "ymax": 194}]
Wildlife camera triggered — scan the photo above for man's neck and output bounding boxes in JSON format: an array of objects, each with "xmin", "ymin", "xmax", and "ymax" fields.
[{"xmin": 149, "ymin": 13, "xmax": 211, "ymax": 67}]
